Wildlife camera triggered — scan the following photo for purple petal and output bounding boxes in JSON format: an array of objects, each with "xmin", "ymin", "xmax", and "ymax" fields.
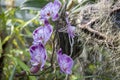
[
  {"xmin": 57, "ymin": 48, "xmax": 62, "ymax": 55},
  {"xmin": 40, "ymin": 2, "xmax": 53, "ymax": 20},
  {"xmin": 54, "ymin": 0, "xmax": 61, "ymax": 8},
  {"xmin": 29, "ymin": 43, "xmax": 47, "ymax": 70},
  {"xmin": 52, "ymin": 0, "xmax": 61, "ymax": 21},
  {"xmin": 52, "ymin": 13, "xmax": 59, "ymax": 21},
  {"xmin": 33, "ymin": 24, "xmax": 53, "ymax": 45},
  {"xmin": 40, "ymin": 0, "xmax": 61, "ymax": 21},
  {"xmin": 67, "ymin": 25, "xmax": 76, "ymax": 38},
  {"xmin": 33, "ymin": 26, "xmax": 44, "ymax": 43},
  {"xmin": 44, "ymin": 19, "xmax": 49, "ymax": 25},
  {"xmin": 30, "ymin": 65, "xmax": 40, "ymax": 73},
  {"xmin": 65, "ymin": 69, "xmax": 72, "ymax": 74},
  {"xmin": 65, "ymin": 17, "xmax": 76, "ymax": 38},
  {"xmin": 57, "ymin": 48, "xmax": 74, "ymax": 74},
  {"xmin": 44, "ymin": 24, "xmax": 53, "ymax": 44},
  {"xmin": 65, "ymin": 17, "xmax": 70, "ymax": 25}
]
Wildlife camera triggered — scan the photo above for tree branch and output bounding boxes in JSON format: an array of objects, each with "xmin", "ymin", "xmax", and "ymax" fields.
[{"xmin": 77, "ymin": 18, "xmax": 107, "ymax": 40}]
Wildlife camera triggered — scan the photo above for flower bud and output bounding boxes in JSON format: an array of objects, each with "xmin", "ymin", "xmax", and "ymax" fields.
[{"xmin": 30, "ymin": 66, "xmax": 40, "ymax": 73}]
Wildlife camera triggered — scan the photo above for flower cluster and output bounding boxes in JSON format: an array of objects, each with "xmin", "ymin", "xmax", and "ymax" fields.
[{"xmin": 29, "ymin": 0, "xmax": 74, "ymax": 74}]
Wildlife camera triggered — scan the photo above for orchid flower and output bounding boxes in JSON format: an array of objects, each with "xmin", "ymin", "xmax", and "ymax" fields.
[
  {"xmin": 67, "ymin": 25, "xmax": 76, "ymax": 38},
  {"xmin": 33, "ymin": 20, "xmax": 53, "ymax": 45},
  {"xmin": 66, "ymin": 17, "xmax": 76, "ymax": 38},
  {"xmin": 29, "ymin": 43, "xmax": 47, "ymax": 72},
  {"xmin": 40, "ymin": 0, "xmax": 61, "ymax": 21},
  {"xmin": 57, "ymin": 48, "xmax": 74, "ymax": 74}
]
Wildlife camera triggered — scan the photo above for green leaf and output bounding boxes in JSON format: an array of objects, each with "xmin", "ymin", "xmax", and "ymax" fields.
[
  {"xmin": 21, "ymin": 0, "xmax": 49, "ymax": 10},
  {"xmin": 17, "ymin": 59, "xmax": 36, "ymax": 80},
  {"xmin": 19, "ymin": 13, "xmax": 39, "ymax": 31},
  {"xmin": 7, "ymin": 54, "xmax": 36, "ymax": 80},
  {"xmin": 2, "ymin": 35, "xmax": 11, "ymax": 45},
  {"xmin": 29, "ymin": 76, "xmax": 36, "ymax": 80},
  {"xmin": 17, "ymin": 58, "xmax": 29, "ymax": 71},
  {"xmin": 9, "ymin": 66, "xmax": 16, "ymax": 80}
]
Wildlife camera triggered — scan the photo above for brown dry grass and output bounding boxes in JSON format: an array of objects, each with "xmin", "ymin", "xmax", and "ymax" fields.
[{"xmin": 69, "ymin": 0, "xmax": 120, "ymax": 79}]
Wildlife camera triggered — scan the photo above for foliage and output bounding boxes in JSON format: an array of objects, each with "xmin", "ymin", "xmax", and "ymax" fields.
[
  {"xmin": 21, "ymin": 0, "xmax": 49, "ymax": 10},
  {"xmin": 0, "ymin": 4, "xmax": 38, "ymax": 80}
]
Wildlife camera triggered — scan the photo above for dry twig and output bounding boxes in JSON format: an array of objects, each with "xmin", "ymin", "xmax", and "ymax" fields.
[{"xmin": 77, "ymin": 18, "xmax": 107, "ymax": 40}]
